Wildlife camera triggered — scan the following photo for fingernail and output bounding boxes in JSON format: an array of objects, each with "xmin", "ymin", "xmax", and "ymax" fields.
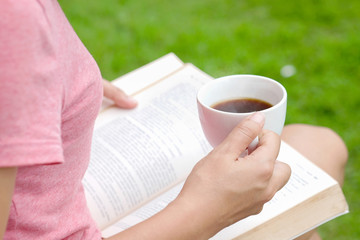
[
  {"xmin": 127, "ymin": 96, "xmax": 138, "ymax": 104},
  {"xmin": 249, "ymin": 112, "xmax": 265, "ymax": 124},
  {"xmin": 120, "ymin": 95, "xmax": 137, "ymax": 103}
]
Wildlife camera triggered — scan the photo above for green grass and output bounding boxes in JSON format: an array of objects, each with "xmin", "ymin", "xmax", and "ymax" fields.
[{"xmin": 60, "ymin": 0, "xmax": 360, "ymax": 238}]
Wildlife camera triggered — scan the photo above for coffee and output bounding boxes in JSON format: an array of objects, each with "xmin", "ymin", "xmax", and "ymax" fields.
[{"xmin": 212, "ymin": 98, "xmax": 272, "ymax": 113}]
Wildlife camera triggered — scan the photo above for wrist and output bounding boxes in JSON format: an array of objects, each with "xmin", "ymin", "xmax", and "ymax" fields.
[
  {"xmin": 107, "ymin": 196, "xmax": 220, "ymax": 240},
  {"xmin": 166, "ymin": 194, "xmax": 224, "ymax": 240}
]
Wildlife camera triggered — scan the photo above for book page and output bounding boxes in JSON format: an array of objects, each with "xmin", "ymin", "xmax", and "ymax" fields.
[
  {"xmin": 83, "ymin": 64, "xmax": 213, "ymax": 229},
  {"xmin": 211, "ymin": 141, "xmax": 340, "ymax": 240},
  {"xmin": 100, "ymin": 141, "xmax": 343, "ymax": 239},
  {"xmin": 101, "ymin": 53, "xmax": 184, "ymax": 110},
  {"xmin": 101, "ymin": 182, "xmax": 184, "ymax": 238}
]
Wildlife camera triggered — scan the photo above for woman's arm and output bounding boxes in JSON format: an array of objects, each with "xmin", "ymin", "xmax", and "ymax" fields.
[
  {"xmin": 105, "ymin": 113, "xmax": 291, "ymax": 240},
  {"xmin": 0, "ymin": 167, "xmax": 17, "ymax": 239}
]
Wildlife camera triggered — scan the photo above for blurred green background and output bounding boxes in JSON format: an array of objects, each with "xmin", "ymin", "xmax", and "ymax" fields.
[{"xmin": 59, "ymin": 0, "xmax": 359, "ymax": 238}]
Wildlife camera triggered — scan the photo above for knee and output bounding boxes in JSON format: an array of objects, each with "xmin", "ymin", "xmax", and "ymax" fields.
[
  {"xmin": 282, "ymin": 124, "xmax": 348, "ymax": 185},
  {"xmin": 312, "ymin": 125, "xmax": 348, "ymax": 166},
  {"xmin": 283, "ymin": 124, "xmax": 348, "ymax": 168}
]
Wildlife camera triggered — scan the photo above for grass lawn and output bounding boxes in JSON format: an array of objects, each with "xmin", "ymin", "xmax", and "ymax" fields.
[{"xmin": 60, "ymin": 0, "xmax": 360, "ymax": 238}]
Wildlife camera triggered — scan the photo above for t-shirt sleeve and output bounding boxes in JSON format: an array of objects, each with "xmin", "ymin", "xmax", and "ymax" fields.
[{"xmin": 0, "ymin": 3, "xmax": 64, "ymax": 167}]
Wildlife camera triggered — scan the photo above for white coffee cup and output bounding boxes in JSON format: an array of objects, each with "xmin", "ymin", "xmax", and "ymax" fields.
[{"xmin": 197, "ymin": 74, "xmax": 287, "ymax": 148}]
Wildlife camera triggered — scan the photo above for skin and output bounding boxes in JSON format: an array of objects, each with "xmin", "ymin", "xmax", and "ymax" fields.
[
  {"xmin": 0, "ymin": 82, "xmax": 348, "ymax": 240},
  {"xmin": 282, "ymin": 124, "xmax": 348, "ymax": 240},
  {"xmin": 0, "ymin": 168, "xmax": 17, "ymax": 239},
  {"xmin": 102, "ymin": 79, "xmax": 138, "ymax": 109}
]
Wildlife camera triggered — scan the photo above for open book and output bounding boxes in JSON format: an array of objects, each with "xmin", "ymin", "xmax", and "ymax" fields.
[{"xmin": 83, "ymin": 53, "xmax": 349, "ymax": 240}]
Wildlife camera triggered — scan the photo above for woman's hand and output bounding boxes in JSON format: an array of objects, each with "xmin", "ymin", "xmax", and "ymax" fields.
[
  {"xmin": 172, "ymin": 112, "xmax": 291, "ymax": 238},
  {"xmin": 107, "ymin": 112, "xmax": 291, "ymax": 240},
  {"xmin": 103, "ymin": 79, "xmax": 138, "ymax": 109}
]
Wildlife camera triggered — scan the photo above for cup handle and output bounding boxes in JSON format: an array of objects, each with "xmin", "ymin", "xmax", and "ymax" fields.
[
  {"xmin": 248, "ymin": 136, "xmax": 259, "ymax": 154},
  {"xmin": 239, "ymin": 137, "xmax": 259, "ymax": 158}
]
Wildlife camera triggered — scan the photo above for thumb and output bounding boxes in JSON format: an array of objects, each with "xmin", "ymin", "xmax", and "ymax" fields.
[{"xmin": 218, "ymin": 112, "xmax": 265, "ymax": 157}]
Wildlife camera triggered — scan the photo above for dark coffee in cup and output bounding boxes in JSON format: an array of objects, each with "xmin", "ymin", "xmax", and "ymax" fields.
[
  {"xmin": 197, "ymin": 74, "xmax": 287, "ymax": 147},
  {"xmin": 211, "ymin": 98, "xmax": 272, "ymax": 113}
]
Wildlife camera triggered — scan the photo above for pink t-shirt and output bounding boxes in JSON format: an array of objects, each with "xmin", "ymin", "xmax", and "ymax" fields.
[{"xmin": 0, "ymin": 1, "xmax": 103, "ymax": 239}]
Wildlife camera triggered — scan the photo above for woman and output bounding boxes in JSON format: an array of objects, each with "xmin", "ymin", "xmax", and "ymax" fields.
[{"xmin": 0, "ymin": 1, "xmax": 347, "ymax": 239}]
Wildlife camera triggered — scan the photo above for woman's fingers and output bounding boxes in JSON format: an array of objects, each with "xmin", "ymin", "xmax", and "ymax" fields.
[
  {"xmin": 266, "ymin": 161, "xmax": 291, "ymax": 199},
  {"xmin": 103, "ymin": 79, "xmax": 138, "ymax": 109},
  {"xmin": 248, "ymin": 129, "xmax": 281, "ymax": 165},
  {"xmin": 248, "ymin": 130, "xmax": 291, "ymax": 197},
  {"xmin": 217, "ymin": 112, "xmax": 265, "ymax": 158}
]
